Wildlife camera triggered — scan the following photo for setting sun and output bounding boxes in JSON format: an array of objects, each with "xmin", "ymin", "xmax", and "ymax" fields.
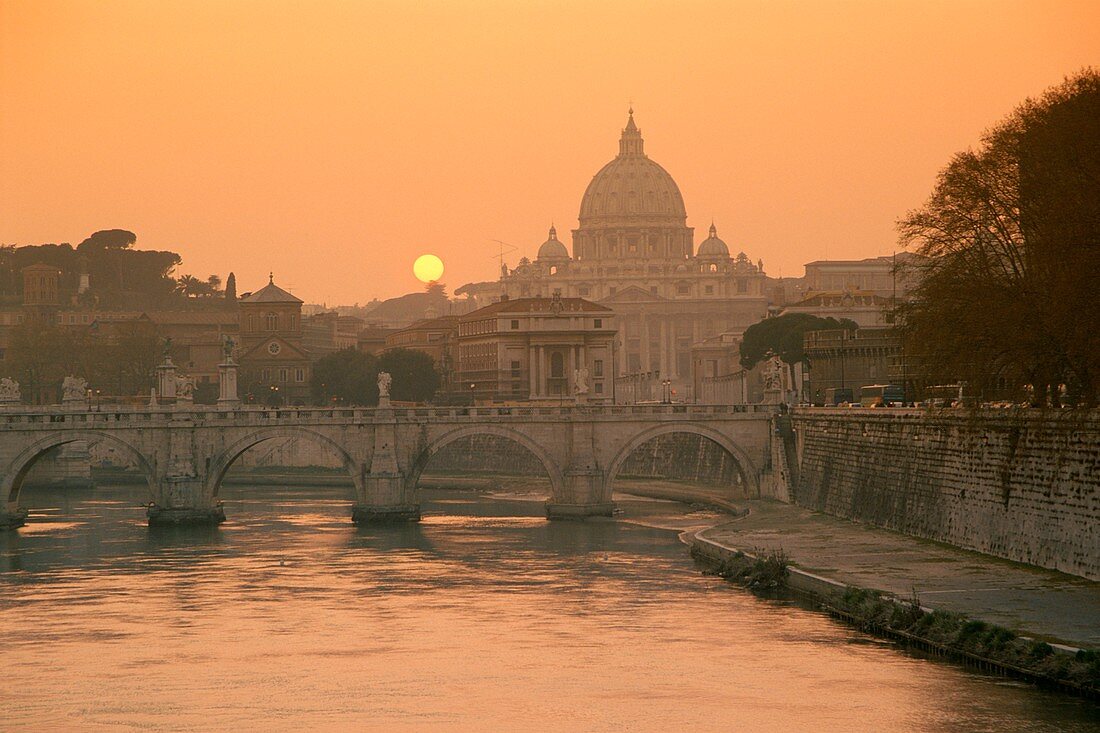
[{"xmin": 413, "ymin": 254, "xmax": 444, "ymax": 283}]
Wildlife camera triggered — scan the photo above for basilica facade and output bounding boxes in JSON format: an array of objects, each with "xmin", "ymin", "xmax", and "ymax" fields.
[{"xmin": 489, "ymin": 111, "xmax": 769, "ymax": 400}]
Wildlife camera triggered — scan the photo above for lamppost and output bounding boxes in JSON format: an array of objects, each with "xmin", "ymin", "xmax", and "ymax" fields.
[
  {"xmin": 662, "ymin": 378, "xmax": 672, "ymax": 404},
  {"xmin": 469, "ymin": 382, "xmax": 476, "ymax": 406},
  {"xmin": 269, "ymin": 384, "xmax": 280, "ymax": 406}
]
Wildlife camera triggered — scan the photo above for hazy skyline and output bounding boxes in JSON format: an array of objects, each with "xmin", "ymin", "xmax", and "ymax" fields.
[{"xmin": 2, "ymin": 0, "xmax": 1098, "ymax": 303}]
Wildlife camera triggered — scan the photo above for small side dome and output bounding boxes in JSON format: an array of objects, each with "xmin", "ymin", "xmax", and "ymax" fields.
[
  {"xmin": 697, "ymin": 223, "xmax": 730, "ymax": 257},
  {"xmin": 537, "ymin": 225, "xmax": 569, "ymax": 260}
]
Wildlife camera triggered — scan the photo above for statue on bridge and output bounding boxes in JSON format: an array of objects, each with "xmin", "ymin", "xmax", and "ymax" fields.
[
  {"xmin": 222, "ymin": 335, "xmax": 237, "ymax": 363},
  {"xmin": 174, "ymin": 374, "xmax": 195, "ymax": 401},
  {"xmin": 378, "ymin": 371, "xmax": 392, "ymax": 400},
  {"xmin": 62, "ymin": 376, "xmax": 88, "ymax": 403},
  {"xmin": 0, "ymin": 377, "xmax": 21, "ymax": 403}
]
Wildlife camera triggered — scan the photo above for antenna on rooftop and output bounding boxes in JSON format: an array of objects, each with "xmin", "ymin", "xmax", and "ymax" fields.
[{"xmin": 489, "ymin": 239, "xmax": 518, "ymax": 271}]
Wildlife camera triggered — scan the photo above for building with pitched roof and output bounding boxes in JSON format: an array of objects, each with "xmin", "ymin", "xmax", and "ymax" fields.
[{"xmin": 237, "ymin": 275, "xmax": 311, "ymax": 404}]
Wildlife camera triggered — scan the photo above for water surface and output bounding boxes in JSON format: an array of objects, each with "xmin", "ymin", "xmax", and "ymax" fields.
[{"xmin": 1, "ymin": 482, "xmax": 1097, "ymax": 732}]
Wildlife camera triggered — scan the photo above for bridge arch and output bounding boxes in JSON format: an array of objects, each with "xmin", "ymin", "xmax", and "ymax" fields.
[
  {"xmin": 604, "ymin": 422, "xmax": 760, "ymax": 501},
  {"xmin": 406, "ymin": 424, "xmax": 566, "ymax": 500},
  {"xmin": 2, "ymin": 430, "xmax": 157, "ymax": 510},
  {"xmin": 208, "ymin": 426, "xmax": 361, "ymax": 499}
]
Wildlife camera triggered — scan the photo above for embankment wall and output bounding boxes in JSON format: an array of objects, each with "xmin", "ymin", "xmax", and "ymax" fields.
[{"xmin": 791, "ymin": 409, "xmax": 1099, "ymax": 580}]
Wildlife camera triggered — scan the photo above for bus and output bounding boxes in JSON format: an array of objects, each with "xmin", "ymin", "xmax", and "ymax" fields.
[
  {"xmin": 859, "ymin": 384, "xmax": 905, "ymax": 407},
  {"xmin": 823, "ymin": 387, "xmax": 854, "ymax": 406},
  {"xmin": 924, "ymin": 384, "xmax": 965, "ymax": 408}
]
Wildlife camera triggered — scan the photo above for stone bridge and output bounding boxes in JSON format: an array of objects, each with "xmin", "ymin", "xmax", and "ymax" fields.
[{"xmin": 0, "ymin": 403, "xmax": 781, "ymax": 528}]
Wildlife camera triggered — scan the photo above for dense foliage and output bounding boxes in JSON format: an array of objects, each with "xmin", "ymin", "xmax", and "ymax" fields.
[
  {"xmin": 898, "ymin": 70, "xmax": 1100, "ymax": 406},
  {"xmin": 6, "ymin": 323, "xmax": 159, "ymax": 399},
  {"xmin": 310, "ymin": 347, "xmax": 441, "ymax": 406},
  {"xmin": 740, "ymin": 313, "xmax": 858, "ymax": 396},
  {"xmin": 0, "ymin": 229, "xmax": 229, "ymax": 309}
]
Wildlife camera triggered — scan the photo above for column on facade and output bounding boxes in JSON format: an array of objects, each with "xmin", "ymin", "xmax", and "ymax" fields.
[
  {"xmin": 568, "ymin": 345, "xmax": 576, "ymax": 395},
  {"xmin": 641, "ymin": 314, "xmax": 651, "ymax": 374},
  {"xmin": 528, "ymin": 345, "xmax": 537, "ymax": 399},
  {"xmin": 536, "ymin": 345, "xmax": 545, "ymax": 397},
  {"xmin": 659, "ymin": 318, "xmax": 669, "ymax": 379}
]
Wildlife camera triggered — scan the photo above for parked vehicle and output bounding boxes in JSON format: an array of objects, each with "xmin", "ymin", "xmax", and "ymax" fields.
[{"xmin": 859, "ymin": 384, "xmax": 905, "ymax": 407}]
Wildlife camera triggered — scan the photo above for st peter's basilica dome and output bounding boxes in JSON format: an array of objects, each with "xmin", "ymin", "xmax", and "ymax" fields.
[{"xmin": 577, "ymin": 110, "xmax": 687, "ymax": 226}]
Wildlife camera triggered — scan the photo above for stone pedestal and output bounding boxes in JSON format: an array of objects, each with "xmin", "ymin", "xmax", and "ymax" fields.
[
  {"xmin": 217, "ymin": 359, "xmax": 240, "ymax": 408},
  {"xmin": 0, "ymin": 508, "xmax": 28, "ymax": 530},
  {"xmin": 157, "ymin": 359, "xmax": 177, "ymax": 402}
]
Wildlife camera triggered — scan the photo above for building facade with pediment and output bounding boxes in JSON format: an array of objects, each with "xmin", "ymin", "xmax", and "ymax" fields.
[
  {"xmin": 237, "ymin": 276, "xmax": 311, "ymax": 405},
  {"xmin": 491, "ymin": 111, "xmax": 769, "ymax": 401}
]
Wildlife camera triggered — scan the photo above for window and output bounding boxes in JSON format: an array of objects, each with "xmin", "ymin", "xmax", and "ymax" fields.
[
  {"xmin": 593, "ymin": 318, "xmax": 602, "ymax": 329},
  {"xmin": 708, "ymin": 264, "xmax": 718, "ymax": 273},
  {"xmin": 511, "ymin": 319, "xmax": 520, "ymax": 330},
  {"xmin": 511, "ymin": 360, "xmax": 521, "ymax": 378},
  {"xmin": 295, "ymin": 368, "xmax": 305, "ymax": 383},
  {"xmin": 550, "ymin": 352, "xmax": 565, "ymax": 378},
  {"xmin": 593, "ymin": 359, "xmax": 603, "ymax": 377},
  {"xmin": 594, "ymin": 383, "xmax": 603, "ymax": 394},
  {"xmin": 262, "ymin": 368, "xmax": 271, "ymax": 381},
  {"xmin": 578, "ymin": 286, "xmax": 590, "ymax": 297},
  {"xmin": 705, "ymin": 285, "xmax": 714, "ymax": 295},
  {"xmin": 677, "ymin": 284, "xmax": 690, "ymax": 295},
  {"xmin": 249, "ymin": 314, "xmax": 257, "ymax": 332},
  {"xmin": 265, "ymin": 312, "xmax": 277, "ymax": 330},
  {"xmin": 279, "ymin": 368, "xmax": 288, "ymax": 383}
]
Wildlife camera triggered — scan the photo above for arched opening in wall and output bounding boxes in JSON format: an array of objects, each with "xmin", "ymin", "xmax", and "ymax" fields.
[
  {"xmin": 413, "ymin": 432, "xmax": 556, "ymax": 519},
  {"xmin": 9, "ymin": 435, "xmax": 155, "ymax": 529},
  {"xmin": 214, "ymin": 431, "xmax": 357, "ymax": 526},
  {"xmin": 607, "ymin": 430, "xmax": 750, "ymax": 511}
]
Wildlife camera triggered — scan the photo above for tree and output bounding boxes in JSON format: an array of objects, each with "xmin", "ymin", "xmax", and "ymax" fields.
[
  {"xmin": 378, "ymin": 348, "xmax": 441, "ymax": 403},
  {"xmin": 225, "ymin": 272, "xmax": 237, "ymax": 302},
  {"xmin": 310, "ymin": 348, "xmax": 378, "ymax": 405},
  {"xmin": 740, "ymin": 313, "xmax": 858, "ymax": 397},
  {"xmin": 897, "ymin": 69, "xmax": 1100, "ymax": 405}
]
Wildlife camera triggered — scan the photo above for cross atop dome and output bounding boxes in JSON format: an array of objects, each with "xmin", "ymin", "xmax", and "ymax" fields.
[{"xmin": 619, "ymin": 108, "xmax": 644, "ymax": 157}]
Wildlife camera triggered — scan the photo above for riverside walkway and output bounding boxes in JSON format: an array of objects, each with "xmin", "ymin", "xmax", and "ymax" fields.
[
  {"xmin": 612, "ymin": 485, "xmax": 1100, "ymax": 650},
  {"xmin": 689, "ymin": 498, "xmax": 1100, "ymax": 649}
]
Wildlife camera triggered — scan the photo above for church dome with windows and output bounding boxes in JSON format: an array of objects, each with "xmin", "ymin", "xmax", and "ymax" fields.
[
  {"xmin": 577, "ymin": 110, "xmax": 687, "ymax": 226},
  {"xmin": 697, "ymin": 224, "xmax": 730, "ymax": 257},
  {"xmin": 536, "ymin": 225, "xmax": 570, "ymax": 260}
]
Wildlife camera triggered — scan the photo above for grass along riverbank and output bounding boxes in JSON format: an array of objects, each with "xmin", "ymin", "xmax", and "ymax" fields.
[{"xmin": 689, "ymin": 536, "xmax": 1100, "ymax": 700}]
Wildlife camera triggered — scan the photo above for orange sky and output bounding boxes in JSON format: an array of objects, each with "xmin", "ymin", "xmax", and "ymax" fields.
[{"xmin": 2, "ymin": 1, "xmax": 1098, "ymax": 303}]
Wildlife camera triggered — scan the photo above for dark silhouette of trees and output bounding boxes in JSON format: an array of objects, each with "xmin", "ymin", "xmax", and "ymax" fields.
[
  {"xmin": 225, "ymin": 272, "xmax": 237, "ymax": 302},
  {"xmin": 310, "ymin": 347, "xmax": 441, "ymax": 405},
  {"xmin": 898, "ymin": 69, "xmax": 1100, "ymax": 406},
  {"xmin": 310, "ymin": 349, "xmax": 379, "ymax": 405},
  {"xmin": 378, "ymin": 348, "xmax": 441, "ymax": 403},
  {"xmin": 740, "ymin": 313, "xmax": 858, "ymax": 397}
]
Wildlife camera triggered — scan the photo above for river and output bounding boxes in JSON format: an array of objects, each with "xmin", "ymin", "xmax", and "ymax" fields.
[{"xmin": 1, "ymin": 481, "xmax": 1097, "ymax": 732}]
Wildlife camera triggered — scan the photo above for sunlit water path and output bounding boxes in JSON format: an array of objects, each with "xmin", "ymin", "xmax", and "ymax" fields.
[{"xmin": 1, "ymin": 483, "xmax": 1097, "ymax": 732}]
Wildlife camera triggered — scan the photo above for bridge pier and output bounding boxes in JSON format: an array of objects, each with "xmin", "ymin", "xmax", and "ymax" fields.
[
  {"xmin": 0, "ymin": 508, "xmax": 28, "ymax": 530},
  {"xmin": 147, "ymin": 476, "xmax": 226, "ymax": 527},
  {"xmin": 353, "ymin": 473, "xmax": 420, "ymax": 523},
  {"xmin": 546, "ymin": 467, "xmax": 614, "ymax": 520},
  {"xmin": 354, "ymin": 415, "xmax": 420, "ymax": 524}
]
